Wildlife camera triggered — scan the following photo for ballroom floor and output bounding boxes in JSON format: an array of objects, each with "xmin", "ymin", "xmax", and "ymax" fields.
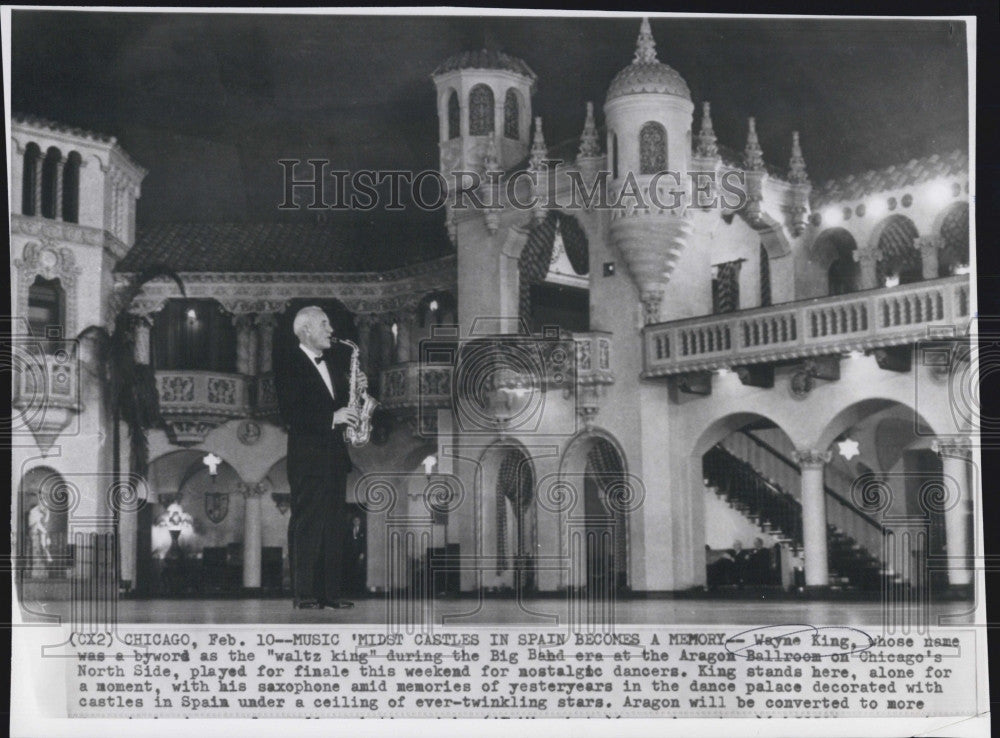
[{"xmin": 18, "ymin": 594, "xmax": 978, "ymax": 627}]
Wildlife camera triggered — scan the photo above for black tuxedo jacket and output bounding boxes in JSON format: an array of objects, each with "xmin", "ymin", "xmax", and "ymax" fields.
[{"xmin": 274, "ymin": 345, "xmax": 353, "ymax": 480}]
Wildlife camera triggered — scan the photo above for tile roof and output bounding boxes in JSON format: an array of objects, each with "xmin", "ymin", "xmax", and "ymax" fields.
[
  {"xmin": 118, "ymin": 219, "xmax": 453, "ymax": 274},
  {"xmin": 13, "ymin": 113, "xmax": 117, "ymax": 144},
  {"xmin": 433, "ymin": 49, "xmax": 537, "ymax": 82},
  {"xmin": 811, "ymin": 150, "xmax": 967, "ymax": 207}
]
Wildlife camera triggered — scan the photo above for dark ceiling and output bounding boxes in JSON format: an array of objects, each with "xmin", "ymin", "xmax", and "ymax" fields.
[{"xmin": 11, "ymin": 11, "xmax": 968, "ymax": 232}]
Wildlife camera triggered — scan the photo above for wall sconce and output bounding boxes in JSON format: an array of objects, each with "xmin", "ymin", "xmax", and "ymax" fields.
[
  {"xmin": 422, "ymin": 454, "xmax": 438, "ymax": 479},
  {"xmin": 837, "ymin": 437, "xmax": 860, "ymax": 461}
]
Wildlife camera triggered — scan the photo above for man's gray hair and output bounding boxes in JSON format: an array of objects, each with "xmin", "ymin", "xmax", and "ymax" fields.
[{"xmin": 293, "ymin": 306, "xmax": 327, "ymax": 340}]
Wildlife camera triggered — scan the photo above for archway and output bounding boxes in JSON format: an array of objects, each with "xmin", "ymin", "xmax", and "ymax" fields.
[
  {"xmin": 477, "ymin": 441, "xmax": 537, "ymax": 593},
  {"xmin": 937, "ymin": 201, "xmax": 970, "ymax": 275},
  {"xmin": 812, "ymin": 228, "xmax": 860, "ymax": 295},
  {"xmin": 18, "ymin": 466, "xmax": 70, "ymax": 580},
  {"xmin": 145, "ymin": 449, "xmax": 243, "ymax": 595},
  {"xmin": 871, "ymin": 214, "xmax": 922, "ymax": 285},
  {"xmin": 518, "ymin": 211, "xmax": 590, "ymax": 331},
  {"xmin": 559, "ymin": 430, "xmax": 631, "ymax": 594},
  {"xmin": 815, "ymin": 398, "xmax": 964, "ymax": 594},
  {"xmin": 694, "ymin": 414, "xmax": 800, "ymax": 591}
]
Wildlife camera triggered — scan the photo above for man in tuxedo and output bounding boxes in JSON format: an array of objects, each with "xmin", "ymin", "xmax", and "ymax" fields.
[{"xmin": 275, "ymin": 306, "xmax": 363, "ymax": 610}]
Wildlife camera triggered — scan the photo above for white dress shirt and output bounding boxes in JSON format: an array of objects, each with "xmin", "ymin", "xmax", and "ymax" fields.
[{"xmin": 299, "ymin": 343, "xmax": 335, "ymax": 399}]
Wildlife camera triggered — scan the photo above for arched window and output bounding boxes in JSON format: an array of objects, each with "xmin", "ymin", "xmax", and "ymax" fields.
[
  {"xmin": 873, "ymin": 215, "xmax": 921, "ymax": 285},
  {"xmin": 504, "ymin": 89, "xmax": 519, "ymax": 139},
  {"xmin": 22, "ymin": 143, "xmax": 41, "ymax": 216},
  {"xmin": 469, "ymin": 84, "xmax": 494, "ymax": 136},
  {"xmin": 61, "ymin": 152, "xmax": 81, "ymax": 224},
  {"xmin": 447, "ymin": 91, "xmax": 460, "ymax": 140},
  {"xmin": 759, "ymin": 243, "xmax": 772, "ymax": 307},
  {"xmin": 41, "ymin": 147, "xmax": 62, "ymax": 219},
  {"xmin": 27, "ymin": 276, "xmax": 65, "ymax": 342},
  {"xmin": 639, "ymin": 122, "xmax": 667, "ymax": 175},
  {"xmin": 939, "ymin": 201, "xmax": 969, "ymax": 275},
  {"xmin": 611, "ymin": 133, "xmax": 619, "ymax": 180}
]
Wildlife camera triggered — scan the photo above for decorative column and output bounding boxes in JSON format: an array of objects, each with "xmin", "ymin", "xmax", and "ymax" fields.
[
  {"xmin": 54, "ymin": 153, "xmax": 65, "ymax": 220},
  {"xmin": 33, "ymin": 154, "xmax": 44, "ymax": 215},
  {"xmin": 234, "ymin": 314, "xmax": 259, "ymax": 377},
  {"xmin": 379, "ymin": 315, "xmax": 396, "ymax": 369},
  {"xmin": 133, "ymin": 317, "xmax": 151, "ymax": 365},
  {"xmin": 934, "ymin": 438, "xmax": 972, "ymax": 587},
  {"xmin": 395, "ymin": 307, "xmax": 414, "ymax": 364},
  {"xmin": 239, "ymin": 481, "xmax": 265, "ymax": 589},
  {"xmin": 794, "ymin": 449, "xmax": 832, "ymax": 587},
  {"xmin": 917, "ymin": 235, "xmax": 943, "ymax": 281},
  {"xmin": 854, "ymin": 249, "xmax": 880, "ymax": 290},
  {"xmin": 256, "ymin": 313, "xmax": 278, "ymax": 375},
  {"xmin": 354, "ymin": 314, "xmax": 374, "ymax": 367}
]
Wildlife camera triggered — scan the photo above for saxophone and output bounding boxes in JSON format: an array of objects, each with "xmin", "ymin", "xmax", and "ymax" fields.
[{"xmin": 337, "ymin": 339, "xmax": 378, "ymax": 447}]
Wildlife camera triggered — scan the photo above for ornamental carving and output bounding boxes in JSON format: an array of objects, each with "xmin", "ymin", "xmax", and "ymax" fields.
[
  {"xmin": 207, "ymin": 376, "xmax": 237, "ymax": 406},
  {"xmin": 14, "ymin": 239, "xmax": 83, "ymax": 337},
  {"xmin": 793, "ymin": 449, "xmax": 832, "ymax": 468},
  {"xmin": 160, "ymin": 375, "xmax": 195, "ymax": 403}
]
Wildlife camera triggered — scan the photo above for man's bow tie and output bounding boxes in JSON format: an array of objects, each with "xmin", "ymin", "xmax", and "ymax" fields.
[{"xmin": 313, "ymin": 355, "xmax": 324, "ymax": 365}]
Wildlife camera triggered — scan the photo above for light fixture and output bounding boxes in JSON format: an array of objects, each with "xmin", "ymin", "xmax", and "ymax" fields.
[
  {"xmin": 954, "ymin": 264, "xmax": 970, "ymax": 276},
  {"xmin": 822, "ymin": 207, "xmax": 840, "ymax": 225},
  {"xmin": 927, "ymin": 181, "xmax": 951, "ymax": 207},
  {"xmin": 716, "ymin": 367, "xmax": 732, "ymax": 377},
  {"xmin": 429, "ymin": 300, "xmax": 439, "ymax": 312},
  {"xmin": 202, "ymin": 452, "xmax": 222, "ymax": 477},
  {"xmin": 837, "ymin": 437, "xmax": 860, "ymax": 461},
  {"xmin": 421, "ymin": 454, "xmax": 438, "ymax": 478},
  {"xmin": 884, "ymin": 274, "xmax": 900, "ymax": 288},
  {"xmin": 186, "ymin": 308, "xmax": 198, "ymax": 320},
  {"xmin": 848, "ymin": 350, "xmax": 864, "ymax": 359}
]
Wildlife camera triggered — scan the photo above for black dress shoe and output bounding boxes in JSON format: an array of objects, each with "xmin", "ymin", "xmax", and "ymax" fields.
[
  {"xmin": 326, "ymin": 600, "xmax": 355, "ymax": 609},
  {"xmin": 295, "ymin": 599, "xmax": 324, "ymax": 610}
]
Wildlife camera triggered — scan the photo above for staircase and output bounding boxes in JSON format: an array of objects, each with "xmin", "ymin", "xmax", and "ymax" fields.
[{"xmin": 703, "ymin": 434, "xmax": 899, "ymax": 591}]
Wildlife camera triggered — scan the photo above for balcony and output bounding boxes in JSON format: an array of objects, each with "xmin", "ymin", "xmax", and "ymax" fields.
[
  {"xmin": 380, "ymin": 362, "xmax": 453, "ymax": 412},
  {"xmin": 643, "ymin": 275, "xmax": 971, "ymax": 377},
  {"xmin": 12, "ymin": 350, "xmax": 81, "ymax": 453},
  {"xmin": 156, "ymin": 370, "xmax": 251, "ymax": 444}
]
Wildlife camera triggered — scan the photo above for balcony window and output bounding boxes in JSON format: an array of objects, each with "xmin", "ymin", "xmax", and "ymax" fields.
[
  {"xmin": 504, "ymin": 89, "xmax": 520, "ymax": 140},
  {"xmin": 469, "ymin": 84, "xmax": 494, "ymax": 136},
  {"xmin": 152, "ymin": 299, "xmax": 237, "ymax": 372},
  {"xmin": 712, "ymin": 259, "xmax": 743, "ymax": 314},
  {"xmin": 639, "ymin": 122, "xmax": 667, "ymax": 175},
  {"xmin": 447, "ymin": 91, "xmax": 460, "ymax": 140},
  {"xmin": 528, "ymin": 283, "xmax": 589, "ymax": 333},
  {"xmin": 21, "ymin": 143, "xmax": 41, "ymax": 216},
  {"xmin": 27, "ymin": 276, "xmax": 65, "ymax": 345}
]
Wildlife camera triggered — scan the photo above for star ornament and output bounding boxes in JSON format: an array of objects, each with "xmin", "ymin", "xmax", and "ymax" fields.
[{"xmin": 837, "ymin": 438, "xmax": 860, "ymax": 461}]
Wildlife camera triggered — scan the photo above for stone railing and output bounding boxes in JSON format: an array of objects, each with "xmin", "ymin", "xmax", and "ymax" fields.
[
  {"xmin": 156, "ymin": 370, "xmax": 251, "ymax": 444},
  {"xmin": 379, "ymin": 362, "xmax": 453, "ymax": 412},
  {"xmin": 643, "ymin": 276, "xmax": 971, "ymax": 377}
]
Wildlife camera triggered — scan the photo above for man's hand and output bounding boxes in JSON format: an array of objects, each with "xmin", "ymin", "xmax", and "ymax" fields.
[{"xmin": 334, "ymin": 407, "xmax": 360, "ymax": 428}]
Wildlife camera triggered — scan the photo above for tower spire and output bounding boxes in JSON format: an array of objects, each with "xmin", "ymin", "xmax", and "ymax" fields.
[
  {"xmin": 633, "ymin": 17, "xmax": 658, "ymax": 64},
  {"xmin": 529, "ymin": 116, "xmax": 547, "ymax": 171},
  {"xmin": 578, "ymin": 102, "xmax": 601, "ymax": 159},
  {"xmin": 788, "ymin": 131, "xmax": 809, "ymax": 184},
  {"xmin": 744, "ymin": 116, "xmax": 765, "ymax": 172},
  {"xmin": 696, "ymin": 101, "xmax": 718, "ymax": 159}
]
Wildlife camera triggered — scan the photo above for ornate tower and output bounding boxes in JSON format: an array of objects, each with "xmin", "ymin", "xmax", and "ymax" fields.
[
  {"xmin": 604, "ymin": 18, "xmax": 694, "ymax": 323},
  {"xmin": 431, "ymin": 49, "xmax": 537, "ymax": 180}
]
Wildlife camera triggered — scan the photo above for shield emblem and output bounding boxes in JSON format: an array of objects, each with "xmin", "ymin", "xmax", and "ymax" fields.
[{"xmin": 205, "ymin": 492, "xmax": 230, "ymax": 524}]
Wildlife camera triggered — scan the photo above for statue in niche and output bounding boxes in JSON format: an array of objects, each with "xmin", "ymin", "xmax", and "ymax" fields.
[{"xmin": 27, "ymin": 503, "xmax": 53, "ymax": 577}]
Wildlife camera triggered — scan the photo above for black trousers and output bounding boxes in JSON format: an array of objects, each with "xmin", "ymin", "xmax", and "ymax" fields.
[{"xmin": 288, "ymin": 467, "xmax": 347, "ymax": 603}]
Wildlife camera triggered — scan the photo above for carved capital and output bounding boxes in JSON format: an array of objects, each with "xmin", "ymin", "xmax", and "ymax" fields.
[
  {"xmin": 237, "ymin": 481, "xmax": 265, "ymax": 499},
  {"xmin": 932, "ymin": 437, "xmax": 972, "ymax": 461},
  {"xmin": 793, "ymin": 448, "xmax": 832, "ymax": 468}
]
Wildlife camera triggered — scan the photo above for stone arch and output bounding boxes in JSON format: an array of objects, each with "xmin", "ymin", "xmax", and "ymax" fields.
[
  {"xmin": 21, "ymin": 142, "xmax": 42, "ymax": 216},
  {"xmin": 469, "ymin": 84, "xmax": 495, "ymax": 136},
  {"xmin": 935, "ymin": 200, "xmax": 970, "ymax": 274},
  {"xmin": 504, "ymin": 88, "xmax": 522, "ymax": 140},
  {"xmin": 18, "ymin": 465, "xmax": 70, "ymax": 578},
  {"xmin": 446, "ymin": 89, "xmax": 460, "ymax": 140},
  {"xmin": 41, "ymin": 146, "xmax": 62, "ymax": 219},
  {"xmin": 813, "ymin": 397, "xmax": 941, "ymax": 453},
  {"xmin": 476, "ymin": 438, "xmax": 537, "ymax": 590},
  {"xmin": 150, "ymin": 297, "xmax": 238, "ymax": 372},
  {"xmin": 639, "ymin": 121, "xmax": 667, "ymax": 174},
  {"xmin": 62, "ymin": 151, "xmax": 82, "ymax": 223},
  {"xmin": 868, "ymin": 214, "xmax": 921, "ymax": 284},
  {"xmin": 812, "ymin": 227, "xmax": 860, "ymax": 295},
  {"xmin": 517, "ymin": 211, "xmax": 590, "ymax": 324},
  {"xmin": 559, "ymin": 428, "xmax": 631, "ymax": 591}
]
